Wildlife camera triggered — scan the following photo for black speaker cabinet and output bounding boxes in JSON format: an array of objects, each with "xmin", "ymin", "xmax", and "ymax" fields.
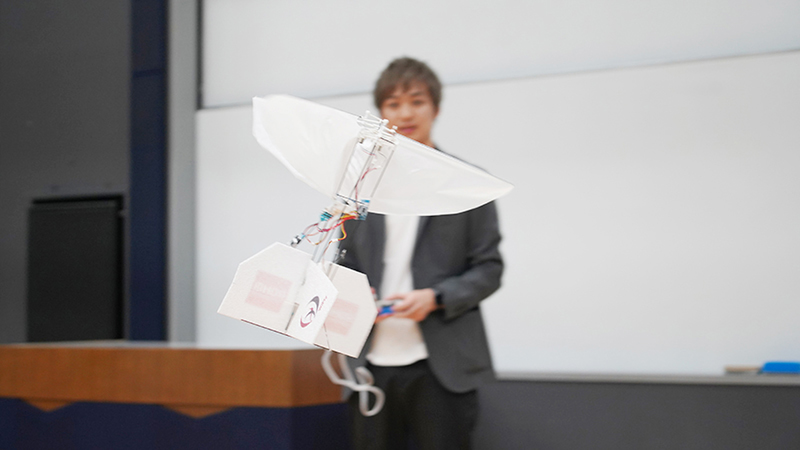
[{"xmin": 27, "ymin": 196, "xmax": 124, "ymax": 342}]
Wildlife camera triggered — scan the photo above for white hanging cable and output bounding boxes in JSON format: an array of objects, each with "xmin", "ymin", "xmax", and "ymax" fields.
[{"xmin": 321, "ymin": 350, "xmax": 385, "ymax": 417}]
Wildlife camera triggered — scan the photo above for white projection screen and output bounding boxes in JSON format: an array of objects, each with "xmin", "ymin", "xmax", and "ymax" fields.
[
  {"xmin": 196, "ymin": 50, "xmax": 800, "ymax": 376},
  {"xmin": 195, "ymin": 0, "xmax": 800, "ymax": 376}
]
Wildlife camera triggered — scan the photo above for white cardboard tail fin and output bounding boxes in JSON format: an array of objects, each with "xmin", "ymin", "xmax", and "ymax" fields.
[
  {"xmin": 217, "ymin": 243, "xmax": 309, "ymax": 333},
  {"xmin": 218, "ymin": 242, "xmax": 376, "ymax": 356},
  {"xmin": 315, "ymin": 262, "xmax": 377, "ymax": 358}
]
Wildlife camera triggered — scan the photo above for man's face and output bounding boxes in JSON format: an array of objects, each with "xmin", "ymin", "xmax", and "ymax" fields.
[{"xmin": 379, "ymin": 82, "xmax": 438, "ymax": 147}]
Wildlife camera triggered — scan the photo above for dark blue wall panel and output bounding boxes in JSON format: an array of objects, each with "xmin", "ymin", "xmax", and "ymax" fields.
[
  {"xmin": 129, "ymin": 0, "xmax": 167, "ymax": 340},
  {"xmin": 0, "ymin": 399, "xmax": 350, "ymax": 450}
]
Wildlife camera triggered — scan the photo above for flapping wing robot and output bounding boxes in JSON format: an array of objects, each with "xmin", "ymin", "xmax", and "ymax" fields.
[{"xmin": 217, "ymin": 95, "xmax": 512, "ymax": 413}]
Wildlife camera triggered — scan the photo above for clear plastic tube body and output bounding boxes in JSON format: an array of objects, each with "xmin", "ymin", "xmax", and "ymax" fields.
[{"xmin": 334, "ymin": 113, "xmax": 396, "ymax": 220}]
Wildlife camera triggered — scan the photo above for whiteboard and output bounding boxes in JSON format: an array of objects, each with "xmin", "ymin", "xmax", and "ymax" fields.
[{"xmin": 195, "ymin": 51, "xmax": 800, "ymax": 375}]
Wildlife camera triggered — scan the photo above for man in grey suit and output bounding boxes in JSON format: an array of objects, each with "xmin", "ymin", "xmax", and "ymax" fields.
[{"xmin": 339, "ymin": 57, "xmax": 504, "ymax": 450}]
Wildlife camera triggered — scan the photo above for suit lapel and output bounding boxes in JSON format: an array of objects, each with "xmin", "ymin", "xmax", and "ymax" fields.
[
  {"xmin": 364, "ymin": 214, "xmax": 386, "ymax": 296},
  {"xmin": 412, "ymin": 216, "xmax": 431, "ymax": 268},
  {"xmin": 416, "ymin": 216, "xmax": 430, "ymax": 241},
  {"xmin": 370, "ymin": 214, "xmax": 387, "ymax": 269}
]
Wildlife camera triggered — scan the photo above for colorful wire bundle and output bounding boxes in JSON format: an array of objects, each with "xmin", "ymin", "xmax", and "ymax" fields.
[{"xmin": 301, "ymin": 211, "xmax": 358, "ymax": 247}]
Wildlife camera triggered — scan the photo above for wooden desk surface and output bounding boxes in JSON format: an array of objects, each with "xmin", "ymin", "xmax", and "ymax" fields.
[{"xmin": 0, "ymin": 343, "xmax": 343, "ymax": 417}]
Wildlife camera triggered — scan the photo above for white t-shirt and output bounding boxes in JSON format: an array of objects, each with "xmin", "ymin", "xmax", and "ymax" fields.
[{"xmin": 366, "ymin": 215, "xmax": 429, "ymax": 366}]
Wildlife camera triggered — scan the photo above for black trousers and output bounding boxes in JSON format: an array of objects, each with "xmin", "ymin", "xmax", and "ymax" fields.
[{"xmin": 348, "ymin": 360, "xmax": 479, "ymax": 450}]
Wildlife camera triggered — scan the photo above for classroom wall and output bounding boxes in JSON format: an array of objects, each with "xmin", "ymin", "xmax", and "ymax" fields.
[
  {"xmin": 0, "ymin": 1, "xmax": 797, "ymax": 448},
  {"xmin": 201, "ymin": 0, "xmax": 800, "ymax": 106},
  {"xmin": 0, "ymin": 1, "xmax": 131, "ymax": 344},
  {"xmin": 167, "ymin": 0, "xmax": 199, "ymax": 342}
]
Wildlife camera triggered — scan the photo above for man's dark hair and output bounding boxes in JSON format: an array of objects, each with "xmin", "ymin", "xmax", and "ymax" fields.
[{"xmin": 373, "ymin": 57, "xmax": 442, "ymax": 111}]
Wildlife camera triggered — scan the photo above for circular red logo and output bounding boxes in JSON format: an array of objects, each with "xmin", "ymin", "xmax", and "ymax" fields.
[{"xmin": 299, "ymin": 296, "xmax": 320, "ymax": 328}]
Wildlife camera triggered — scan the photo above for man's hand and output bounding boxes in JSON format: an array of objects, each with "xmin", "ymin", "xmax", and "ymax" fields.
[{"xmin": 377, "ymin": 288, "xmax": 439, "ymax": 323}]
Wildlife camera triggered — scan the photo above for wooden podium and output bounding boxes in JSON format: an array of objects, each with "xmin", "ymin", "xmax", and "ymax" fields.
[{"xmin": 0, "ymin": 343, "xmax": 342, "ymax": 418}]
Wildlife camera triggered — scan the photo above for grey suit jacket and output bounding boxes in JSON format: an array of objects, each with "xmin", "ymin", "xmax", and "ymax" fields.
[{"xmin": 338, "ymin": 201, "xmax": 503, "ymax": 393}]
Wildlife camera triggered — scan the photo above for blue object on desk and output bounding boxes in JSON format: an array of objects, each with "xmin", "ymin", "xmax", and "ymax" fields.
[{"xmin": 761, "ymin": 361, "xmax": 800, "ymax": 374}]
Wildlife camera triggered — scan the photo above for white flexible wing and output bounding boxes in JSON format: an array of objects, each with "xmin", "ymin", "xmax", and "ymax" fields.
[
  {"xmin": 253, "ymin": 95, "xmax": 358, "ymax": 199},
  {"xmin": 252, "ymin": 95, "xmax": 513, "ymax": 215}
]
